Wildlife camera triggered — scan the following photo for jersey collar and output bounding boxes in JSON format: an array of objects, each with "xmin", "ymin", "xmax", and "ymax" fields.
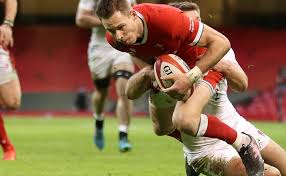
[{"xmin": 134, "ymin": 10, "xmax": 148, "ymax": 45}]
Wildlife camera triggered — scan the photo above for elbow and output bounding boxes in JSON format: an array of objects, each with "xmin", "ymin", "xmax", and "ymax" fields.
[
  {"xmin": 125, "ymin": 90, "xmax": 138, "ymax": 100},
  {"xmin": 222, "ymin": 37, "xmax": 231, "ymax": 54},
  {"xmin": 125, "ymin": 82, "xmax": 137, "ymax": 100},
  {"xmin": 125, "ymin": 90, "xmax": 135, "ymax": 100},
  {"xmin": 241, "ymin": 77, "xmax": 248, "ymax": 92},
  {"xmin": 75, "ymin": 16, "xmax": 85, "ymax": 27},
  {"xmin": 234, "ymin": 77, "xmax": 248, "ymax": 92},
  {"xmin": 236, "ymin": 83, "xmax": 248, "ymax": 92},
  {"xmin": 238, "ymin": 74, "xmax": 248, "ymax": 92}
]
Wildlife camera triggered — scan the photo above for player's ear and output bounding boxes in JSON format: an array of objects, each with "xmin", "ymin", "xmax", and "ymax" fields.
[{"xmin": 130, "ymin": 10, "xmax": 137, "ymax": 20}]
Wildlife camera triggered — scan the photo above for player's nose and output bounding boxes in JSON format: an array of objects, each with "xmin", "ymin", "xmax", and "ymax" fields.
[{"xmin": 116, "ymin": 31, "xmax": 123, "ymax": 42}]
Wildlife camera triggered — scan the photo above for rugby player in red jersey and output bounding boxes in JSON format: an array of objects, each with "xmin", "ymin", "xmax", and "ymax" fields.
[{"xmin": 96, "ymin": 1, "xmax": 264, "ymax": 175}]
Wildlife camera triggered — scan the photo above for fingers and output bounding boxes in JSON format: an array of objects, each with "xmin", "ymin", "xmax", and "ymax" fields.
[
  {"xmin": 162, "ymin": 84, "xmax": 176, "ymax": 93},
  {"xmin": 0, "ymin": 30, "xmax": 4, "ymax": 46},
  {"xmin": 161, "ymin": 74, "xmax": 175, "ymax": 81},
  {"xmin": 10, "ymin": 38, "xmax": 13, "ymax": 47},
  {"xmin": 162, "ymin": 87, "xmax": 185, "ymax": 100},
  {"xmin": 0, "ymin": 26, "xmax": 13, "ymax": 48}
]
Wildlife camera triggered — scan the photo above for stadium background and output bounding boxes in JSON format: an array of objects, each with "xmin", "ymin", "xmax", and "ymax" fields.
[{"xmin": 8, "ymin": 0, "xmax": 286, "ymax": 122}]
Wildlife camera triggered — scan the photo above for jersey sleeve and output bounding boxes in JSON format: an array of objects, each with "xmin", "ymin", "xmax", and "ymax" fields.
[
  {"xmin": 106, "ymin": 32, "xmax": 115, "ymax": 47},
  {"xmin": 197, "ymin": 70, "xmax": 224, "ymax": 95},
  {"xmin": 152, "ymin": 6, "xmax": 204, "ymax": 46},
  {"xmin": 187, "ymin": 20, "xmax": 204, "ymax": 46},
  {"xmin": 78, "ymin": 0, "xmax": 95, "ymax": 11},
  {"xmin": 221, "ymin": 48, "xmax": 239, "ymax": 64}
]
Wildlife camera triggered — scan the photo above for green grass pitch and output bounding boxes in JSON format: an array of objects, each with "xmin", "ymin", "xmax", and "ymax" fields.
[{"xmin": 0, "ymin": 116, "xmax": 285, "ymax": 176}]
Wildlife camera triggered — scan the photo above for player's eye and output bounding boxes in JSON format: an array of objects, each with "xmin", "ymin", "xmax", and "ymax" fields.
[
  {"xmin": 108, "ymin": 29, "xmax": 116, "ymax": 35},
  {"xmin": 117, "ymin": 25, "xmax": 125, "ymax": 31}
]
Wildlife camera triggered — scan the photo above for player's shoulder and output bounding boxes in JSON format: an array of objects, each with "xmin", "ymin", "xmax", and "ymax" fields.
[
  {"xmin": 133, "ymin": 3, "xmax": 182, "ymax": 17},
  {"xmin": 78, "ymin": 0, "xmax": 95, "ymax": 10},
  {"xmin": 134, "ymin": 3, "xmax": 186, "ymax": 33}
]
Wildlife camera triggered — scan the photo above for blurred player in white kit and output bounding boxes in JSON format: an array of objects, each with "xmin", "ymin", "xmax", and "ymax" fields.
[
  {"xmin": 76, "ymin": 0, "xmax": 136, "ymax": 152},
  {"xmin": 0, "ymin": 0, "xmax": 21, "ymax": 160}
]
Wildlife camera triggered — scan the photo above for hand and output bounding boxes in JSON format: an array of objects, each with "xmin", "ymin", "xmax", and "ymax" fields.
[
  {"xmin": 161, "ymin": 72, "xmax": 192, "ymax": 100},
  {"xmin": 141, "ymin": 65, "xmax": 155, "ymax": 81},
  {"xmin": 0, "ymin": 24, "xmax": 13, "ymax": 48},
  {"xmin": 141, "ymin": 65, "xmax": 160, "ymax": 90}
]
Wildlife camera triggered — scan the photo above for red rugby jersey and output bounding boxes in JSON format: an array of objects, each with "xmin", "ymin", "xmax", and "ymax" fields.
[{"xmin": 106, "ymin": 3, "xmax": 205, "ymax": 67}]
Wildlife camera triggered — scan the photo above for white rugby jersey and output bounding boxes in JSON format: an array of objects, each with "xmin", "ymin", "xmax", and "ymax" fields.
[
  {"xmin": 181, "ymin": 48, "xmax": 246, "ymax": 154},
  {"xmin": 78, "ymin": 0, "xmax": 137, "ymax": 47}
]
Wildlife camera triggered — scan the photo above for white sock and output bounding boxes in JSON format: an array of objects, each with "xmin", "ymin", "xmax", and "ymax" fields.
[
  {"xmin": 93, "ymin": 113, "xmax": 104, "ymax": 121},
  {"xmin": 119, "ymin": 125, "xmax": 128, "ymax": 133}
]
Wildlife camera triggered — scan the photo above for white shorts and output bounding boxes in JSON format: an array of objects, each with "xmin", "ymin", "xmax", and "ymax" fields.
[
  {"xmin": 184, "ymin": 115, "xmax": 270, "ymax": 176},
  {"xmin": 0, "ymin": 48, "xmax": 17, "ymax": 85},
  {"xmin": 88, "ymin": 45, "xmax": 133, "ymax": 80}
]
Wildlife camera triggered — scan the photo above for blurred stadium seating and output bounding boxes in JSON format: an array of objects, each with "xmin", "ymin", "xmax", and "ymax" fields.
[{"xmin": 7, "ymin": 0, "xmax": 286, "ymax": 121}]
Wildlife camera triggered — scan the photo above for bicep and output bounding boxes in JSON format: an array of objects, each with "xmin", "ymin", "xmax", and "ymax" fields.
[
  {"xmin": 195, "ymin": 24, "xmax": 227, "ymax": 47},
  {"xmin": 219, "ymin": 50, "xmax": 248, "ymax": 91}
]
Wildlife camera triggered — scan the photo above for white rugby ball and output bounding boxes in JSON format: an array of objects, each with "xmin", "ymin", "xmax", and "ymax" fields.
[{"xmin": 154, "ymin": 54, "xmax": 191, "ymax": 90}]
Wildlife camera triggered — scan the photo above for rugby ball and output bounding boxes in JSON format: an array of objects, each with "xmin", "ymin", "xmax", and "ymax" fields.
[{"xmin": 154, "ymin": 54, "xmax": 191, "ymax": 90}]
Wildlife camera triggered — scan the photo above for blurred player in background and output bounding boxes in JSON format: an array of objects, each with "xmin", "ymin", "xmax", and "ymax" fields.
[
  {"xmin": 276, "ymin": 66, "xmax": 286, "ymax": 122},
  {"xmin": 76, "ymin": 0, "xmax": 136, "ymax": 152},
  {"xmin": 0, "ymin": 0, "xmax": 21, "ymax": 160},
  {"xmin": 96, "ymin": 0, "xmax": 265, "ymax": 174}
]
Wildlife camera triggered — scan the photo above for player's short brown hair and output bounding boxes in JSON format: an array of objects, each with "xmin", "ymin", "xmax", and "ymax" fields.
[
  {"xmin": 96, "ymin": 0, "xmax": 131, "ymax": 19},
  {"xmin": 168, "ymin": 1, "xmax": 200, "ymax": 14}
]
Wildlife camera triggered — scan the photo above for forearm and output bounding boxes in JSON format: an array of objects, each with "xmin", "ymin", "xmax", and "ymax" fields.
[
  {"xmin": 4, "ymin": 0, "xmax": 17, "ymax": 22},
  {"xmin": 222, "ymin": 63, "xmax": 248, "ymax": 92},
  {"xmin": 76, "ymin": 10, "xmax": 102, "ymax": 28},
  {"xmin": 196, "ymin": 37, "xmax": 230, "ymax": 74},
  {"xmin": 188, "ymin": 25, "xmax": 231, "ymax": 84},
  {"xmin": 126, "ymin": 67, "xmax": 152, "ymax": 100},
  {"xmin": 213, "ymin": 49, "xmax": 248, "ymax": 92}
]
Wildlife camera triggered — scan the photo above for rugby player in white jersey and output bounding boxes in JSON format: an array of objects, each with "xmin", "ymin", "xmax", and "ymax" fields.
[
  {"xmin": 125, "ymin": 1, "xmax": 286, "ymax": 175},
  {"xmin": 76, "ymin": 0, "xmax": 136, "ymax": 152},
  {"xmin": 0, "ymin": 0, "xmax": 21, "ymax": 160},
  {"xmin": 168, "ymin": 2, "xmax": 286, "ymax": 175}
]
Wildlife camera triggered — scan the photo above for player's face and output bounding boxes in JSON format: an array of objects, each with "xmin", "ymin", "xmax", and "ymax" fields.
[
  {"xmin": 102, "ymin": 11, "xmax": 139, "ymax": 45},
  {"xmin": 184, "ymin": 10, "xmax": 201, "ymax": 21}
]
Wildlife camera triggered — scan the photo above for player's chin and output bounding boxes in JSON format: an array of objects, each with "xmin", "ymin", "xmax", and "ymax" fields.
[
  {"xmin": 126, "ymin": 37, "xmax": 137, "ymax": 45},
  {"xmin": 122, "ymin": 39, "xmax": 131, "ymax": 45}
]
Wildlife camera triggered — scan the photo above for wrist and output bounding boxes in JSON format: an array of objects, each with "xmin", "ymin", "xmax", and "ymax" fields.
[
  {"xmin": 186, "ymin": 66, "xmax": 202, "ymax": 84},
  {"xmin": 3, "ymin": 19, "xmax": 14, "ymax": 28}
]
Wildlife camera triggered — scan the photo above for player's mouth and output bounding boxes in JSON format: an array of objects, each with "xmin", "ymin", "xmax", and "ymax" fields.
[{"xmin": 122, "ymin": 38, "xmax": 131, "ymax": 45}]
